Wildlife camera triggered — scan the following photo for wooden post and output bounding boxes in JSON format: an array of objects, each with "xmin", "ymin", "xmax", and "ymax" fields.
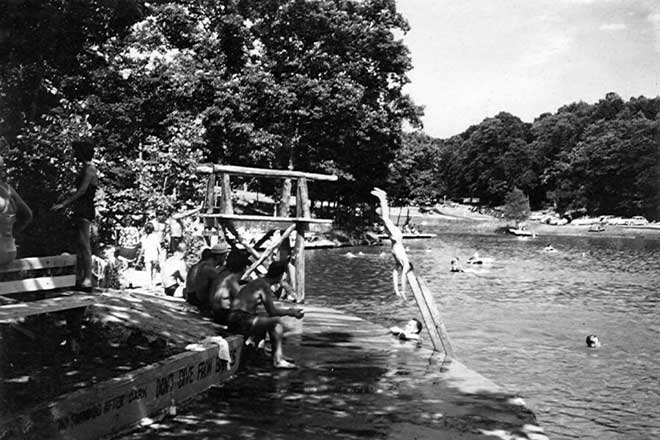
[
  {"xmin": 204, "ymin": 173, "xmax": 216, "ymax": 225},
  {"xmin": 278, "ymin": 179, "xmax": 292, "ymax": 217},
  {"xmin": 278, "ymin": 179, "xmax": 295, "ymax": 292},
  {"xmin": 294, "ymin": 178, "xmax": 310, "ymax": 302},
  {"xmin": 219, "ymin": 173, "xmax": 233, "ymax": 215}
]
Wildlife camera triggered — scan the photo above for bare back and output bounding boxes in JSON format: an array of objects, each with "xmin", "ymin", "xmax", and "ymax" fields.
[{"xmin": 232, "ymin": 278, "xmax": 270, "ymax": 315}]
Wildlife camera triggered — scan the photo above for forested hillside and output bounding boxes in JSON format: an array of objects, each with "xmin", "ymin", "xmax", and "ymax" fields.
[{"xmin": 390, "ymin": 93, "xmax": 660, "ymax": 221}]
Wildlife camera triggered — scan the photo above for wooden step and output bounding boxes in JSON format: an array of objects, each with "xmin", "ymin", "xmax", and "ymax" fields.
[{"xmin": 0, "ymin": 294, "xmax": 96, "ymax": 322}]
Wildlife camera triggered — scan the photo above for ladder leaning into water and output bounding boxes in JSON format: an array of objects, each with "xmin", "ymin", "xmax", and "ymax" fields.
[{"xmin": 406, "ymin": 269, "xmax": 455, "ymax": 358}]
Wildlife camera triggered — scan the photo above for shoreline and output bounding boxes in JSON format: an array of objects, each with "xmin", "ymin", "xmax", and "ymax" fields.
[{"xmin": 392, "ymin": 206, "xmax": 660, "ymax": 240}]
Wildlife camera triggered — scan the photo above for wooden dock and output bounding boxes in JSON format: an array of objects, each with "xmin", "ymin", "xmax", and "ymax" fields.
[
  {"xmin": 120, "ymin": 306, "xmax": 548, "ymax": 440},
  {"xmin": 0, "ymin": 290, "xmax": 243, "ymax": 440}
]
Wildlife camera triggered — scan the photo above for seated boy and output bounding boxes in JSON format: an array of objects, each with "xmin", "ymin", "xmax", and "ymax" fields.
[{"xmin": 227, "ymin": 261, "xmax": 304, "ymax": 369}]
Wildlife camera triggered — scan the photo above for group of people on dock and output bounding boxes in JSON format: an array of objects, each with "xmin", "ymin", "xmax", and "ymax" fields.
[
  {"xmin": 2, "ymin": 140, "xmax": 308, "ymax": 369},
  {"xmin": 183, "ymin": 241, "xmax": 304, "ymax": 369}
]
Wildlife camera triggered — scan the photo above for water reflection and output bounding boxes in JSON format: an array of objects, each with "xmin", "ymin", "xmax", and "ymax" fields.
[{"xmin": 306, "ymin": 233, "xmax": 660, "ymax": 440}]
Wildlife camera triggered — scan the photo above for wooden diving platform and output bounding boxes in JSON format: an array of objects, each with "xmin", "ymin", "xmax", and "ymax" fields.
[{"xmin": 120, "ymin": 305, "xmax": 548, "ymax": 440}]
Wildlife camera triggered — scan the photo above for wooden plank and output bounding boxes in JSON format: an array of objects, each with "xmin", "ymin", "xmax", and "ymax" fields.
[
  {"xmin": 0, "ymin": 274, "xmax": 77, "ymax": 296},
  {"xmin": 196, "ymin": 164, "xmax": 338, "ymax": 182},
  {"xmin": 0, "ymin": 294, "xmax": 96, "ymax": 322},
  {"xmin": 199, "ymin": 213, "xmax": 333, "ymax": 224},
  {"xmin": 0, "ymin": 255, "xmax": 77, "ymax": 274},
  {"xmin": 0, "ymin": 336, "xmax": 243, "ymax": 440},
  {"xmin": 241, "ymin": 224, "xmax": 296, "ymax": 281}
]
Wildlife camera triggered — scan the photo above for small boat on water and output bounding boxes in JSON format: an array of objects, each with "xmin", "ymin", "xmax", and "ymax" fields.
[
  {"xmin": 508, "ymin": 228, "xmax": 534, "ymax": 237},
  {"xmin": 377, "ymin": 233, "xmax": 437, "ymax": 240},
  {"xmin": 589, "ymin": 224, "xmax": 606, "ymax": 233}
]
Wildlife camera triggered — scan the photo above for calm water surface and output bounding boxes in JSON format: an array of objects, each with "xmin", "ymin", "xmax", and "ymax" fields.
[{"xmin": 306, "ymin": 232, "xmax": 660, "ymax": 440}]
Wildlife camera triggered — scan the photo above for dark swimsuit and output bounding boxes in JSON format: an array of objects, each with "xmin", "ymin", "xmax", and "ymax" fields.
[
  {"xmin": 227, "ymin": 310, "xmax": 255, "ymax": 336},
  {"xmin": 72, "ymin": 165, "xmax": 97, "ymax": 221}
]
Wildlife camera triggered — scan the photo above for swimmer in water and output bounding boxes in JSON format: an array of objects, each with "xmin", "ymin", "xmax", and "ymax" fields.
[
  {"xmin": 543, "ymin": 244, "xmax": 557, "ymax": 252},
  {"xmin": 467, "ymin": 251, "xmax": 482, "ymax": 264},
  {"xmin": 450, "ymin": 258, "xmax": 464, "ymax": 273},
  {"xmin": 390, "ymin": 318, "xmax": 422, "ymax": 341},
  {"xmin": 345, "ymin": 252, "xmax": 357, "ymax": 258},
  {"xmin": 586, "ymin": 335, "xmax": 601, "ymax": 348}
]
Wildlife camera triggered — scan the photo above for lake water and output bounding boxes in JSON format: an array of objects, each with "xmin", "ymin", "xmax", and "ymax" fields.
[{"xmin": 306, "ymin": 232, "xmax": 660, "ymax": 440}]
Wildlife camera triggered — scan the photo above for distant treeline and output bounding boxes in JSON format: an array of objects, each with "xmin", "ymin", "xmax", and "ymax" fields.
[{"xmin": 388, "ymin": 93, "xmax": 660, "ymax": 220}]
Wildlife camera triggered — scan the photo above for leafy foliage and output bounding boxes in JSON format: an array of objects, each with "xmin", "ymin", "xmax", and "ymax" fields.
[
  {"xmin": 1, "ymin": 0, "xmax": 420, "ymax": 255},
  {"xmin": 397, "ymin": 93, "xmax": 660, "ymax": 221},
  {"xmin": 502, "ymin": 188, "xmax": 530, "ymax": 224}
]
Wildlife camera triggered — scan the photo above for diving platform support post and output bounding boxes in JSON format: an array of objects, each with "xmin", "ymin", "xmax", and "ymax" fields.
[{"xmin": 196, "ymin": 164, "xmax": 337, "ymax": 302}]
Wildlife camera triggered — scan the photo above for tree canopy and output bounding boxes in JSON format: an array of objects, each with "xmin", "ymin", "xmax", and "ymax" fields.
[
  {"xmin": 1, "ymin": 0, "xmax": 420, "ymax": 255},
  {"xmin": 393, "ymin": 93, "xmax": 660, "ymax": 221}
]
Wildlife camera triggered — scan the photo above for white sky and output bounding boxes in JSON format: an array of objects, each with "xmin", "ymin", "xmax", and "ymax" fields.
[{"xmin": 396, "ymin": 0, "xmax": 660, "ymax": 138}]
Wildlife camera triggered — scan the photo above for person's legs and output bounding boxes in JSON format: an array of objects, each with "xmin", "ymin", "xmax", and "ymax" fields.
[
  {"xmin": 145, "ymin": 260, "xmax": 154, "ymax": 288},
  {"xmin": 251, "ymin": 316, "xmax": 296, "ymax": 368},
  {"xmin": 392, "ymin": 267, "xmax": 400, "ymax": 299},
  {"xmin": 77, "ymin": 219, "xmax": 92, "ymax": 288}
]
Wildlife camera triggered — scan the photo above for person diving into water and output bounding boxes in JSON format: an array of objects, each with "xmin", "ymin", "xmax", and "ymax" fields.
[{"xmin": 371, "ymin": 187, "xmax": 411, "ymax": 301}]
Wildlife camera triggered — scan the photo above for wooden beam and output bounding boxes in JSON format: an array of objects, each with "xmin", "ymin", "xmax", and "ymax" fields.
[
  {"xmin": 241, "ymin": 224, "xmax": 296, "ymax": 281},
  {"xmin": 0, "ymin": 255, "xmax": 77, "ymax": 274},
  {"xmin": 221, "ymin": 222, "xmax": 267, "ymax": 277},
  {"xmin": 196, "ymin": 164, "xmax": 338, "ymax": 182},
  {"xmin": 199, "ymin": 213, "xmax": 333, "ymax": 224},
  {"xmin": 0, "ymin": 294, "xmax": 96, "ymax": 322},
  {"xmin": 0, "ymin": 275, "xmax": 77, "ymax": 296}
]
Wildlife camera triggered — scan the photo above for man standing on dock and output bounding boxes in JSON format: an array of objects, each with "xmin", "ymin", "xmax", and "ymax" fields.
[
  {"xmin": 227, "ymin": 260, "xmax": 304, "ymax": 369},
  {"xmin": 371, "ymin": 187, "xmax": 410, "ymax": 301}
]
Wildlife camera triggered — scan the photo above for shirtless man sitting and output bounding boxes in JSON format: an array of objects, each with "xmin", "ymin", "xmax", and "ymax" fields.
[
  {"xmin": 185, "ymin": 243, "xmax": 228, "ymax": 314},
  {"xmin": 227, "ymin": 260, "xmax": 304, "ymax": 369},
  {"xmin": 209, "ymin": 249, "xmax": 251, "ymax": 325}
]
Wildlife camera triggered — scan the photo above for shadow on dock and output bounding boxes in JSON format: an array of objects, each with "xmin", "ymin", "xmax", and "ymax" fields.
[{"xmin": 122, "ymin": 307, "xmax": 548, "ymax": 440}]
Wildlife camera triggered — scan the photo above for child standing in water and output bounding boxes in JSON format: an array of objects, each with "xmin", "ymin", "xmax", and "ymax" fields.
[{"xmin": 52, "ymin": 140, "xmax": 98, "ymax": 288}]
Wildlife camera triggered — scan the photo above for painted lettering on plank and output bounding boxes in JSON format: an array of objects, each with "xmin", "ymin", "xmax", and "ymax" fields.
[{"xmin": 53, "ymin": 349, "xmax": 236, "ymax": 432}]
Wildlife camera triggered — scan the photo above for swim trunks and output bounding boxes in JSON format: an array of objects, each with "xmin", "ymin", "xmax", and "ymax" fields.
[{"xmin": 227, "ymin": 310, "xmax": 255, "ymax": 336}]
